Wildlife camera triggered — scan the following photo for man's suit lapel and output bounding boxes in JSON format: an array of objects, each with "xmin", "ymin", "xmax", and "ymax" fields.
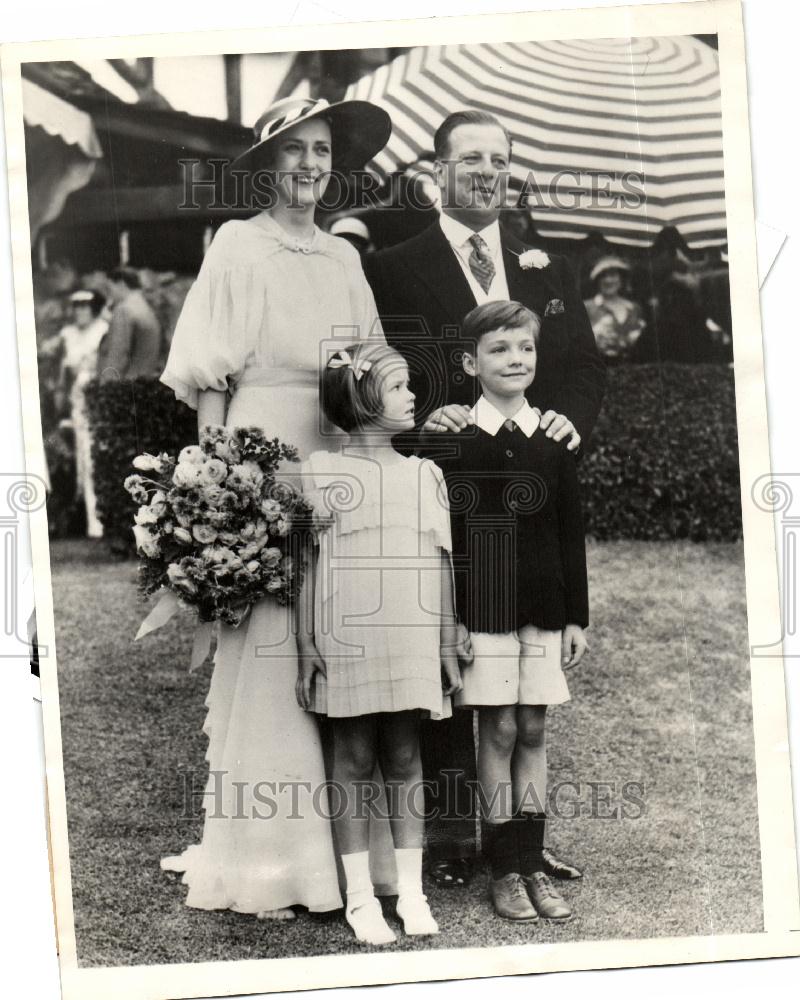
[
  {"xmin": 403, "ymin": 223, "xmax": 560, "ymax": 323},
  {"xmin": 404, "ymin": 222, "xmax": 477, "ymax": 325},
  {"xmin": 501, "ymin": 229, "xmax": 557, "ymax": 315}
]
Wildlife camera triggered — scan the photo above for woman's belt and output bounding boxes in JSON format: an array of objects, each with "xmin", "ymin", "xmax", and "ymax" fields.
[{"xmin": 234, "ymin": 368, "xmax": 319, "ymax": 388}]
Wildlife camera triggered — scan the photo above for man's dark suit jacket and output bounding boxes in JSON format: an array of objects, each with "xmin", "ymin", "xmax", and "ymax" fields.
[{"xmin": 363, "ymin": 221, "xmax": 606, "ymax": 445}]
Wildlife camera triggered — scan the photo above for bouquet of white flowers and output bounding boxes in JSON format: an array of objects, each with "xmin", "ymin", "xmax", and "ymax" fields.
[{"xmin": 125, "ymin": 426, "xmax": 314, "ymax": 667}]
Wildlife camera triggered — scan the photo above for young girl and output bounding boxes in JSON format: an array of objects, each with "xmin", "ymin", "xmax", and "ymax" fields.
[{"xmin": 295, "ymin": 341, "xmax": 462, "ymax": 945}]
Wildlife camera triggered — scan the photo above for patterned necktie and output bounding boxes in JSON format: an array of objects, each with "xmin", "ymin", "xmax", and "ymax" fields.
[{"xmin": 468, "ymin": 233, "xmax": 496, "ymax": 293}]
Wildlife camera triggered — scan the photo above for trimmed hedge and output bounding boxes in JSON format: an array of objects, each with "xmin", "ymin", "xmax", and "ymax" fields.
[
  {"xmin": 577, "ymin": 363, "xmax": 742, "ymax": 542},
  {"xmin": 86, "ymin": 378, "xmax": 197, "ymax": 553},
  {"xmin": 85, "ymin": 364, "xmax": 742, "ymax": 553}
]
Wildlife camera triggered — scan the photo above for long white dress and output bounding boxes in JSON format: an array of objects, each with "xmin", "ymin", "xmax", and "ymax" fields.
[{"xmin": 159, "ymin": 213, "xmax": 395, "ymax": 913}]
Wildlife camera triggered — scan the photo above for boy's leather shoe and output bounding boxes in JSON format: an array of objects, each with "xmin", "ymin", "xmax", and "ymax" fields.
[
  {"xmin": 523, "ymin": 871, "xmax": 574, "ymax": 921},
  {"xmin": 541, "ymin": 848, "xmax": 583, "ymax": 880},
  {"xmin": 489, "ymin": 873, "xmax": 539, "ymax": 922}
]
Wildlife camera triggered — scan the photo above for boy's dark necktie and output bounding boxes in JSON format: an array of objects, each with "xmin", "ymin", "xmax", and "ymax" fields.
[{"xmin": 468, "ymin": 234, "xmax": 496, "ymax": 293}]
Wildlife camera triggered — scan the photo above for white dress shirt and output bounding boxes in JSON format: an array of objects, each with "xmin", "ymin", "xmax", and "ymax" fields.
[
  {"xmin": 438, "ymin": 214, "xmax": 510, "ymax": 304},
  {"xmin": 469, "ymin": 395, "xmax": 540, "ymax": 437}
]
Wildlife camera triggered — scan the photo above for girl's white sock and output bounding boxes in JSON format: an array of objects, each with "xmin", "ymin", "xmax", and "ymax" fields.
[
  {"xmin": 341, "ymin": 850, "xmax": 396, "ymax": 945},
  {"xmin": 394, "ymin": 847, "xmax": 438, "ymax": 935},
  {"xmin": 394, "ymin": 847, "xmax": 424, "ymax": 898},
  {"xmin": 341, "ymin": 850, "xmax": 374, "ymax": 910}
]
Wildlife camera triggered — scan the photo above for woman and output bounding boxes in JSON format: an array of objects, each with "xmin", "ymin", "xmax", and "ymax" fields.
[
  {"xmin": 583, "ymin": 256, "xmax": 645, "ymax": 362},
  {"xmin": 160, "ymin": 96, "xmax": 394, "ymax": 919},
  {"xmin": 57, "ymin": 289, "xmax": 108, "ymax": 537}
]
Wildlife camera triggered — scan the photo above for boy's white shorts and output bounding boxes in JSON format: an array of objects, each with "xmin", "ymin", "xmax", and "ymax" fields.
[{"xmin": 454, "ymin": 624, "xmax": 570, "ymax": 709}]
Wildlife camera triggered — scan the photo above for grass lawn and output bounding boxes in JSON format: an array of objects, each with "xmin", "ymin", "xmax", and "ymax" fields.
[{"xmin": 48, "ymin": 537, "xmax": 762, "ymax": 966}]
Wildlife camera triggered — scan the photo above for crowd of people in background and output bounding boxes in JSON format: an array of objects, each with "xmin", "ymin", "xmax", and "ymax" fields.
[
  {"xmin": 34, "ymin": 263, "xmax": 176, "ymax": 537},
  {"xmin": 32, "ymin": 210, "xmax": 731, "ymax": 542},
  {"xmin": 328, "ymin": 209, "xmax": 733, "ymax": 365}
]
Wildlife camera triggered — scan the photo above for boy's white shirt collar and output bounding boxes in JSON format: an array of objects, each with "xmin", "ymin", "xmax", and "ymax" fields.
[
  {"xmin": 439, "ymin": 213, "xmax": 502, "ymax": 255},
  {"xmin": 469, "ymin": 395, "xmax": 540, "ymax": 437}
]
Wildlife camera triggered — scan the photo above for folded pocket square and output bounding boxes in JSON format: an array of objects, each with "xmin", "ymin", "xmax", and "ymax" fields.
[{"xmin": 545, "ymin": 298, "xmax": 565, "ymax": 316}]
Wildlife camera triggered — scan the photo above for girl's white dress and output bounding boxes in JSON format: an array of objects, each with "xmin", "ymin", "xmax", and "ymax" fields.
[
  {"xmin": 60, "ymin": 317, "xmax": 108, "ymax": 537},
  {"xmin": 302, "ymin": 450, "xmax": 452, "ymax": 719},
  {"xmin": 159, "ymin": 213, "xmax": 395, "ymax": 913}
]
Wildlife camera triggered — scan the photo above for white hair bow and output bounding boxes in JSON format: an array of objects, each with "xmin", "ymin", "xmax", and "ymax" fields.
[{"xmin": 327, "ymin": 350, "xmax": 372, "ymax": 380}]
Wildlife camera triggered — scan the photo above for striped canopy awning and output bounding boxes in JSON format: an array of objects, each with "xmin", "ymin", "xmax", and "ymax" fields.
[{"xmin": 346, "ymin": 37, "xmax": 726, "ymax": 248}]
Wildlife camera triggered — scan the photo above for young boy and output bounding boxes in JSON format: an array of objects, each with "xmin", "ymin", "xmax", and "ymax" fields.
[{"xmin": 424, "ymin": 300, "xmax": 589, "ymax": 923}]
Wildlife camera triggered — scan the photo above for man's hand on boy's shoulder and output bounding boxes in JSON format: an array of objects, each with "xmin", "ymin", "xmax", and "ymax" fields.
[
  {"xmin": 534, "ymin": 407, "xmax": 581, "ymax": 452},
  {"xmin": 562, "ymin": 624, "xmax": 588, "ymax": 669},
  {"xmin": 423, "ymin": 404, "xmax": 474, "ymax": 434}
]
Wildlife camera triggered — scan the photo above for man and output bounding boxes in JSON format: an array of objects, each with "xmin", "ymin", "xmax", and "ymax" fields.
[
  {"xmin": 363, "ymin": 109, "xmax": 606, "ymax": 888},
  {"xmin": 97, "ymin": 268, "xmax": 162, "ymax": 383}
]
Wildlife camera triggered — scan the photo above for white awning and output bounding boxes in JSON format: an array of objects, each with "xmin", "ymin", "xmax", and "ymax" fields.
[{"xmin": 22, "ymin": 78, "xmax": 102, "ymax": 159}]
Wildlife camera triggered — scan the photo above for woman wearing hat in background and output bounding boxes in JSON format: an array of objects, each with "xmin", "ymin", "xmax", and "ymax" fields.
[
  {"xmin": 56, "ymin": 289, "xmax": 109, "ymax": 537},
  {"xmin": 160, "ymin": 97, "xmax": 395, "ymax": 924},
  {"xmin": 584, "ymin": 256, "xmax": 645, "ymax": 362}
]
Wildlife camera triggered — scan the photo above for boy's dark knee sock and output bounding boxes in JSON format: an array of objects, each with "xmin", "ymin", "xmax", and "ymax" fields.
[
  {"xmin": 517, "ymin": 811, "xmax": 546, "ymax": 874},
  {"xmin": 485, "ymin": 819, "xmax": 519, "ymax": 879}
]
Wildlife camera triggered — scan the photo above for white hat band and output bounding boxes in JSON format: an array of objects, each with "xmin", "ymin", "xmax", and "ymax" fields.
[{"xmin": 259, "ymin": 99, "xmax": 330, "ymax": 144}]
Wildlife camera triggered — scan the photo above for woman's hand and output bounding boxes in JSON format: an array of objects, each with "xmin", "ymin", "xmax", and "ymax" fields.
[
  {"xmin": 423, "ymin": 404, "xmax": 474, "ymax": 434},
  {"xmin": 295, "ymin": 641, "xmax": 327, "ymax": 711},
  {"xmin": 561, "ymin": 624, "xmax": 588, "ymax": 670},
  {"xmin": 455, "ymin": 621, "xmax": 474, "ymax": 666},
  {"xmin": 440, "ymin": 652, "xmax": 463, "ymax": 696}
]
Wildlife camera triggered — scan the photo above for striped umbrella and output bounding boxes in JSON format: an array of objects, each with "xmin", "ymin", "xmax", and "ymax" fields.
[{"xmin": 346, "ymin": 36, "xmax": 725, "ymax": 248}]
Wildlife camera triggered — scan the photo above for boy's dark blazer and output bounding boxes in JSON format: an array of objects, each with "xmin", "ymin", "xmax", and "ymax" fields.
[
  {"xmin": 420, "ymin": 423, "xmax": 589, "ymax": 635},
  {"xmin": 363, "ymin": 221, "xmax": 606, "ymax": 445}
]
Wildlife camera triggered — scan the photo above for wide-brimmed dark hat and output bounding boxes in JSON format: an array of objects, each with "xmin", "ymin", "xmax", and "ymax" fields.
[{"xmin": 230, "ymin": 97, "xmax": 391, "ymax": 174}]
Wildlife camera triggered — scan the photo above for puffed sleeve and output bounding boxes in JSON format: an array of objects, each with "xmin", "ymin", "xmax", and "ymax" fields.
[
  {"xmin": 160, "ymin": 222, "xmax": 260, "ymax": 409},
  {"xmin": 420, "ymin": 458, "xmax": 452, "ymax": 552}
]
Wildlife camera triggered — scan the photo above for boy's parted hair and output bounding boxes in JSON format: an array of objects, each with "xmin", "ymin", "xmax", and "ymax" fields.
[
  {"xmin": 320, "ymin": 341, "xmax": 409, "ymax": 433},
  {"xmin": 434, "ymin": 110, "xmax": 513, "ymax": 161},
  {"xmin": 461, "ymin": 300, "xmax": 542, "ymax": 354}
]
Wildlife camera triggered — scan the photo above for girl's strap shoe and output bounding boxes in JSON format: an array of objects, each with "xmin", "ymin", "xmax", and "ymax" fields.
[
  {"xmin": 396, "ymin": 893, "xmax": 440, "ymax": 935},
  {"xmin": 345, "ymin": 898, "xmax": 397, "ymax": 945}
]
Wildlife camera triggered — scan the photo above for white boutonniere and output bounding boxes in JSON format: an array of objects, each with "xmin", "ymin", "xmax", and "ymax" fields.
[{"xmin": 519, "ymin": 249, "xmax": 550, "ymax": 270}]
